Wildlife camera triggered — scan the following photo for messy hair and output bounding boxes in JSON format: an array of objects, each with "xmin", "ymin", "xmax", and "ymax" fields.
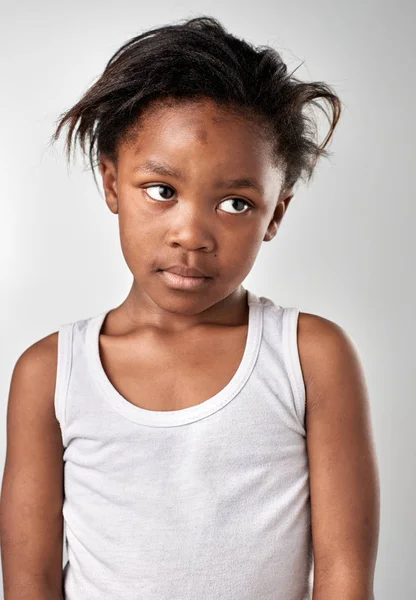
[{"xmin": 50, "ymin": 15, "xmax": 342, "ymax": 192}]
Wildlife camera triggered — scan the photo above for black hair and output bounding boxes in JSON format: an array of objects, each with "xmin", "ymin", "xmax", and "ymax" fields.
[{"xmin": 50, "ymin": 15, "xmax": 342, "ymax": 193}]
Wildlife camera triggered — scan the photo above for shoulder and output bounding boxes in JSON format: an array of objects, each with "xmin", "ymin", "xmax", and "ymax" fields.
[
  {"xmin": 3, "ymin": 331, "xmax": 64, "ymax": 492},
  {"xmin": 297, "ymin": 311, "xmax": 365, "ymax": 413},
  {"xmin": 13, "ymin": 331, "xmax": 59, "ymax": 382},
  {"xmin": 9, "ymin": 331, "xmax": 60, "ymax": 421}
]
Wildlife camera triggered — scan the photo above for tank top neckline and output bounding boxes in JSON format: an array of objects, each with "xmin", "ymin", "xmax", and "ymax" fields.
[{"xmin": 85, "ymin": 289, "xmax": 264, "ymax": 427}]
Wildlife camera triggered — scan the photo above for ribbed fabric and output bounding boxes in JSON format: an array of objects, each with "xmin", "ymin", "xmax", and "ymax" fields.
[{"xmin": 55, "ymin": 288, "xmax": 313, "ymax": 599}]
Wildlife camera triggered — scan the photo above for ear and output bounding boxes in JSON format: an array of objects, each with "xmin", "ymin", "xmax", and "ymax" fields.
[
  {"xmin": 263, "ymin": 186, "xmax": 294, "ymax": 242},
  {"xmin": 99, "ymin": 154, "xmax": 119, "ymax": 214}
]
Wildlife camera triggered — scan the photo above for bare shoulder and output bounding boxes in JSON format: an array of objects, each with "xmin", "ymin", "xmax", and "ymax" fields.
[
  {"xmin": 5, "ymin": 330, "xmax": 61, "ymax": 426},
  {"xmin": 2, "ymin": 327, "xmax": 62, "ymax": 468},
  {"xmin": 11, "ymin": 330, "xmax": 60, "ymax": 391},
  {"xmin": 296, "ymin": 311, "xmax": 365, "ymax": 413},
  {"xmin": 2, "ymin": 328, "xmax": 63, "ymax": 461}
]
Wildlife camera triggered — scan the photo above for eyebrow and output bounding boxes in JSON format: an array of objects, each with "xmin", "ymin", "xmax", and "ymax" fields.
[{"xmin": 131, "ymin": 159, "xmax": 264, "ymax": 195}]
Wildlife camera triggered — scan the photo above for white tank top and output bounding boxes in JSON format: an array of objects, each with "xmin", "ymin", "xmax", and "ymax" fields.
[{"xmin": 55, "ymin": 288, "xmax": 314, "ymax": 599}]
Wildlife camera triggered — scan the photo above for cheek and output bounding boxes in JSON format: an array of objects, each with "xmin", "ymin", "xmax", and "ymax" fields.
[
  {"xmin": 117, "ymin": 212, "xmax": 154, "ymax": 271},
  {"xmin": 226, "ymin": 235, "xmax": 262, "ymax": 272},
  {"xmin": 117, "ymin": 196, "xmax": 156, "ymax": 245}
]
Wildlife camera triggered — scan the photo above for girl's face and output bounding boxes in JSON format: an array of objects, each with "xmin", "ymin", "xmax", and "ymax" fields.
[{"xmin": 99, "ymin": 97, "xmax": 293, "ymax": 317}]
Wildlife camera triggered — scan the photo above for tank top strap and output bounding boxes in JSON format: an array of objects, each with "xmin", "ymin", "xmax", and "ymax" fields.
[
  {"xmin": 281, "ymin": 306, "xmax": 306, "ymax": 434},
  {"xmin": 54, "ymin": 321, "xmax": 75, "ymax": 447}
]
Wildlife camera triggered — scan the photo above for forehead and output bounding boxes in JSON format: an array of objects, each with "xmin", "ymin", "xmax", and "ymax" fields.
[{"xmin": 121, "ymin": 97, "xmax": 273, "ymax": 156}]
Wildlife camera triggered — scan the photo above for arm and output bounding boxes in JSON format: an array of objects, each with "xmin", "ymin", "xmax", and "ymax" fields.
[
  {"xmin": 298, "ymin": 313, "xmax": 380, "ymax": 600},
  {"xmin": 0, "ymin": 334, "xmax": 65, "ymax": 599}
]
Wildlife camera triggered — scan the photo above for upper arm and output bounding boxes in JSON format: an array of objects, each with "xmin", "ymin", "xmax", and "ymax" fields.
[
  {"xmin": 0, "ymin": 333, "xmax": 65, "ymax": 594},
  {"xmin": 298, "ymin": 313, "xmax": 380, "ymax": 596}
]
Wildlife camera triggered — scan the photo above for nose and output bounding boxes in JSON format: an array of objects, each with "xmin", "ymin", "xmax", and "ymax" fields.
[{"xmin": 166, "ymin": 204, "xmax": 215, "ymax": 252}]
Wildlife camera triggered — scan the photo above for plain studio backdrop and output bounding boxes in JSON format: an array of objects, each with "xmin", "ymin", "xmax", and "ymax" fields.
[{"xmin": 1, "ymin": 0, "xmax": 415, "ymax": 598}]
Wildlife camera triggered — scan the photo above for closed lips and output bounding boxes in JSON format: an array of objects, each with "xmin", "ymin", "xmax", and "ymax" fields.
[{"xmin": 160, "ymin": 265, "xmax": 211, "ymax": 277}]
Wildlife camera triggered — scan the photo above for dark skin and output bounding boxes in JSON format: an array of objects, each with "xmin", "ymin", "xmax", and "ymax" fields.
[
  {"xmin": 96, "ymin": 100, "xmax": 292, "ymax": 410},
  {"xmin": 99, "ymin": 97, "xmax": 292, "ymax": 333},
  {"xmin": 0, "ymin": 97, "xmax": 379, "ymax": 598},
  {"xmin": 96, "ymin": 97, "xmax": 294, "ymax": 410}
]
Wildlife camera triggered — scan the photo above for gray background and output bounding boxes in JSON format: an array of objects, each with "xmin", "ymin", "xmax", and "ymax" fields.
[{"xmin": 1, "ymin": 0, "xmax": 415, "ymax": 597}]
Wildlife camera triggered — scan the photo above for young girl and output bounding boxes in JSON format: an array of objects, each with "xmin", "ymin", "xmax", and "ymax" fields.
[{"xmin": 0, "ymin": 15, "xmax": 380, "ymax": 600}]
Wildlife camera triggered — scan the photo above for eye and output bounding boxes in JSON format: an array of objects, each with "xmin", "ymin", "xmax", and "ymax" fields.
[
  {"xmin": 143, "ymin": 184, "xmax": 253, "ymax": 214},
  {"xmin": 143, "ymin": 185, "xmax": 175, "ymax": 201},
  {"xmin": 218, "ymin": 198, "xmax": 252, "ymax": 214}
]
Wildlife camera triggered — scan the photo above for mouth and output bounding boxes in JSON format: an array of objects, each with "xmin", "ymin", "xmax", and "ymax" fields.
[{"xmin": 157, "ymin": 269, "xmax": 211, "ymax": 291}]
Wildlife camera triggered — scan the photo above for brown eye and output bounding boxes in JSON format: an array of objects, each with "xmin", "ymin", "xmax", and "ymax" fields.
[
  {"xmin": 144, "ymin": 185, "xmax": 175, "ymax": 201},
  {"xmin": 219, "ymin": 198, "xmax": 251, "ymax": 214}
]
